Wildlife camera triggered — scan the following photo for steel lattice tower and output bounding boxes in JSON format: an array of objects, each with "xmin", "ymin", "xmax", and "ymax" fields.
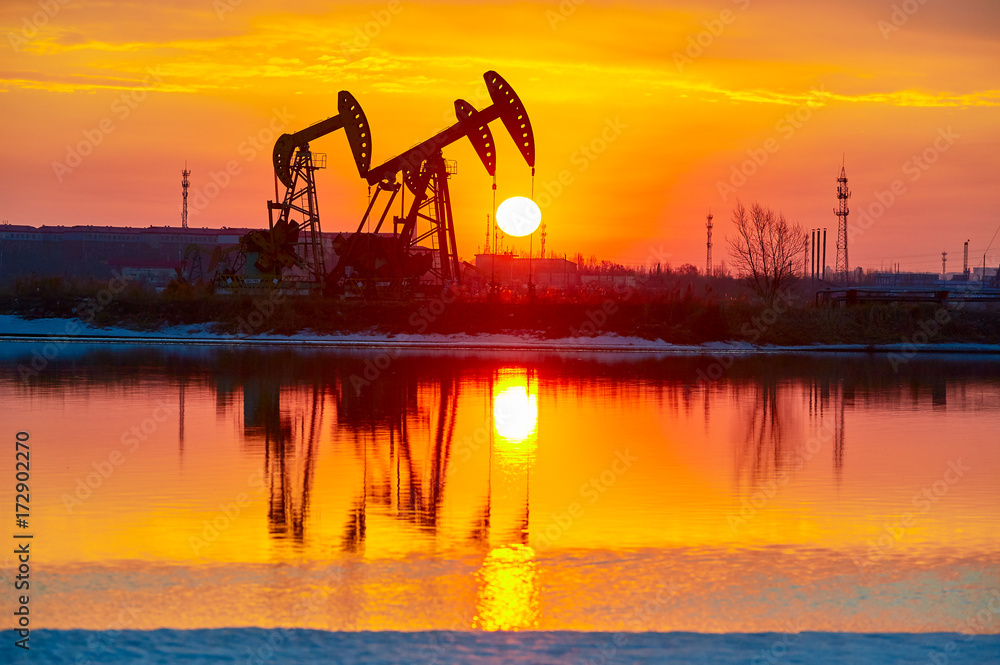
[
  {"xmin": 834, "ymin": 164, "xmax": 850, "ymax": 281},
  {"xmin": 181, "ymin": 163, "xmax": 191, "ymax": 229}
]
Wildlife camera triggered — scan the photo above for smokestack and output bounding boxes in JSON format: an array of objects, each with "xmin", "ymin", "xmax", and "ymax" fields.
[{"xmin": 822, "ymin": 228, "xmax": 827, "ymax": 281}]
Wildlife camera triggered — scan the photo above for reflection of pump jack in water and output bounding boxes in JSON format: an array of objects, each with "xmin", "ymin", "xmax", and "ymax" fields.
[
  {"xmin": 337, "ymin": 374, "xmax": 460, "ymax": 551},
  {"xmin": 242, "ymin": 380, "xmax": 323, "ymax": 543}
]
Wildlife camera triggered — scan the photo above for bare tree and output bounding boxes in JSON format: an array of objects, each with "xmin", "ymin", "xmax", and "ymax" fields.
[{"xmin": 726, "ymin": 202, "xmax": 806, "ymax": 306}]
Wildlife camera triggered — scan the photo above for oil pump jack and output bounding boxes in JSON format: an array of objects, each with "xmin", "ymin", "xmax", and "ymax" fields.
[
  {"xmin": 328, "ymin": 70, "xmax": 535, "ymax": 296},
  {"xmin": 266, "ymin": 91, "xmax": 371, "ymax": 288},
  {"xmin": 216, "ymin": 91, "xmax": 371, "ymax": 292}
]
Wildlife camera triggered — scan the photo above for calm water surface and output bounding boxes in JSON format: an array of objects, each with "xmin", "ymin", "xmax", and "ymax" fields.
[{"xmin": 1, "ymin": 345, "xmax": 998, "ymax": 634}]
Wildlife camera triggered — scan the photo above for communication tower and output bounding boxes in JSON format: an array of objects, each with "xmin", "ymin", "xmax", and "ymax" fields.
[{"xmin": 834, "ymin": 162, "xmax": 850, "ymax": 281}]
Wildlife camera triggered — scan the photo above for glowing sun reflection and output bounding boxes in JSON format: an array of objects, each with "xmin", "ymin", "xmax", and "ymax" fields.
[
  {"xmin": 473, "ymin": 544, "xmax": 539, "ymax": 631},
  {"xmin": 493, "ymin": 384, "xmax": 538, "ymax": 443}
]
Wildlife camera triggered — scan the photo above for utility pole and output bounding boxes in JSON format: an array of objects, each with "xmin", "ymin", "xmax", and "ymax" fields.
[
  {"xmin": 963, "ymin": 240, "xmax": 969, "ymax": 280},
  {"xmin": 941, "ymin": 251, "xmax": 947, "ymax": 281}
]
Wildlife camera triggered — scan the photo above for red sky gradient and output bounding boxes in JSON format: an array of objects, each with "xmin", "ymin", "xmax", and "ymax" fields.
[{"xmin": 1, "ymin": 0, "xmax": 998, "ymax": 272}]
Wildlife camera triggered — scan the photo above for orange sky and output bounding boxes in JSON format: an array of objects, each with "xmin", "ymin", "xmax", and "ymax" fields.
[{"xmin": 1, "ymin": 0, "xmax": 998, "ymax": 271}]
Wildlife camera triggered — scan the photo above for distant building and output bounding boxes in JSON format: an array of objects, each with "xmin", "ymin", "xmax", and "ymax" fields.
[
  {"xmin": 0, "ymin": 224, "xmax": 255, "ymax": 286},
  {"xmin": 473, "ymin": 254, "xmax": 578, "ymax": 288},
  {"xmin": 580, "ymin": 274, "xmax": 637, "ymax": 289},
  {"xmin": 871, "ymin": 271, "xmax": 940, "ymax": 287},
  {"xmin": 970, "ymin": 266, "xmax": 999, "ymax": 284},
  {"xmin": 0, "ymin": 224, "xmax": 357, "ymax": 287}
]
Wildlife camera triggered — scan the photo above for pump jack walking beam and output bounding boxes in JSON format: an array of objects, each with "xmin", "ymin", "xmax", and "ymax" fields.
[
  {"xmin": 273, "ymin": 91, "xmax": 372, "ymax": 188},
  {"xmin": 348, "ymin": 71, "xmax": 535, "ymax": 287},
  {"xmin": 260, "ymin": 92, "xmax": 372, "ymax": 286}
]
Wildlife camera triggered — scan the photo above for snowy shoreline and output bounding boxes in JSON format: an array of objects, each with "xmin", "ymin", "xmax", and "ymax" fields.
[
  {"xmin": 10, "ymin": 629, "xmax": 1000, "ymax": 664},
  {"xmin": 2, "ymin": 314, "xmax": 1000, "ymax": 355}
]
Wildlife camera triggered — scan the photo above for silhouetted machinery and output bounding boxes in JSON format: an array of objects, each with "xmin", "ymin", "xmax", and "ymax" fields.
[
  {"xmin": 218, "ymin": 71, "xmax": 534, "ymax": 297},
  {"xmin": 330, "ymin": 70, "xmax": 535, "ymax": 296},
  {"xmin": 216, "ymin": 92, "xmax": 371, "ymax": 292}
]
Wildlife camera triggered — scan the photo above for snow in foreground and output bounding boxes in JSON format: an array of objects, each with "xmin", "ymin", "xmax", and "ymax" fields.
[
  {"xmin": 2, "ymin": 314, "xmax": 999, "ymax": 354},
  {"xmin": 10, "ymin": 630, "xmax": 1000, "ymax": 664}
]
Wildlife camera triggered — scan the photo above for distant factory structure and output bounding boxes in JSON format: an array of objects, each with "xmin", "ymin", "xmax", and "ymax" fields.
[
  {"xmin": 473, "ymin": 253, "xmax": 578, "ymax": 289},
  {"xmin": 0, "ymin": 224, "xmax": 332, "ymax": 286},
  {"xmin": 870, "ymin": 270, "xmax": 941, "ymax": 287},
  {"xmin": 0, "ymin": 223, "xmax": 586, "ymax": 291}
]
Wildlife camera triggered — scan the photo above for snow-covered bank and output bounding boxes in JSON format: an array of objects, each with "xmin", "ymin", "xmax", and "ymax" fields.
[
  {"xmin": 10, "ymin": 629, "xmax": 1000, "ymax": 664},
  {"xmin": 2, "ymin": 314, "xmax": 1000, "ymax": 354}
]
